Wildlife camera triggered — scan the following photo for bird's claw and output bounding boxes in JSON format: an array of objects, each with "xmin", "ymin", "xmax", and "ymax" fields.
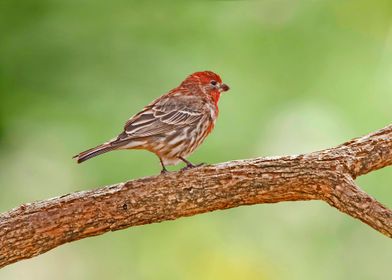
[
  {"xmin": 160, "ymin": 169, "xmax": 169, "ymax": 175},
  {"xmin": 181, "ymin": 162, "xmax": 205, "ymax": 171}
]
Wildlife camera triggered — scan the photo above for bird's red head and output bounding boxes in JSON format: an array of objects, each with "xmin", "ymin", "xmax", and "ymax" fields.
[
  {"xmin": 181, "ymin": 71, "xmax": 230, "ymax": 98},
  {"xmin": 188, "ymin": 71, "xmax": 229, "ymax": 92}
]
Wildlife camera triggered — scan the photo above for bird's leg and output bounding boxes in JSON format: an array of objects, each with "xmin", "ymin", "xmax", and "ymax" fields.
[
  {"xmin": 179, "ymin": 157, "xmax": 204, "ymax": 171},
  {"xmin": 159, "ymin": 157, "xmax": 169, "ymax": 174}
]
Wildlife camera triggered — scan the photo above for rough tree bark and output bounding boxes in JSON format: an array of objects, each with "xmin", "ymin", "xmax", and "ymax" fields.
[{"xmin": 0, "ymin": 124, "xmax": 391, "ymax": 268}]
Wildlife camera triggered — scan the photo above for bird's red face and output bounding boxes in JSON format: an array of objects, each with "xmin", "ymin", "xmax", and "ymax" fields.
[
  {"xmin": 190, "ymin": 71, "xmax": 230, "ymax": 94},
  {"xmin": 181, "ymin": 71, "xmax": 230, "ymax": 100}
]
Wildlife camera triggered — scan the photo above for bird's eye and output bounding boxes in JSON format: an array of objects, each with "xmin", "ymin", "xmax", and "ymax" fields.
[{"xmin": 210, "ymin": 80, "xmax": 217, "ymax": 86}]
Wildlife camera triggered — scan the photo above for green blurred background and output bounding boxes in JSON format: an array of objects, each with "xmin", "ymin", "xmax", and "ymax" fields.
[{"xmin": 1, "ymin": 1, "xmax": 391, "ymax": 279}]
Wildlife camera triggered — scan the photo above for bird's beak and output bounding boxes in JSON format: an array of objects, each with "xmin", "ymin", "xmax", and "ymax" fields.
[{"xmin": 219, "ymin": 83, "xmax": 230, "ymax": 92}]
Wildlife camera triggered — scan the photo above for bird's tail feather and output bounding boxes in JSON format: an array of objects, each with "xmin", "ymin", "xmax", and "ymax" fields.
[{"xmin": 73, "ymin": 143, "xmax": 118, "ymax": 163}]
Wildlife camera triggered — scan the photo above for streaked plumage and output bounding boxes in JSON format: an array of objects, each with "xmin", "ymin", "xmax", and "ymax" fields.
[{"xmin": 73, "ymin": 71, "xmax": 230, "ymax": 173}]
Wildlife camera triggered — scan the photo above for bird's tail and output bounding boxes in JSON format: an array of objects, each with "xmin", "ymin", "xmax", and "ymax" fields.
[{"xmin": 73, "ymin": 143, "xmax": 118, "ymax": 163}]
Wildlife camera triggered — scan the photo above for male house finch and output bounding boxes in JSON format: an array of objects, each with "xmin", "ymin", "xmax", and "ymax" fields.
[{"xmin": 73, "ymin": 71, "xmax": 230, "ymax": 173}]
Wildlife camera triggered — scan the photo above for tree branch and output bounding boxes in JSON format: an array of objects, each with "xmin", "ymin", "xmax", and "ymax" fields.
[{"xmin": 1, "ymin": 124, "xmax": 391, "ymax": 268}]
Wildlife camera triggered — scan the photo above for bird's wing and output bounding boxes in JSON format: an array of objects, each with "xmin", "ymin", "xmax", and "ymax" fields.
[{"xmin": 117, "ymin": 95, "xmax": 205, "ymax": 140}]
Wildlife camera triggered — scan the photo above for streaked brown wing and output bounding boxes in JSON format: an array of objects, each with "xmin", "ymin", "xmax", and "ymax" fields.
[{"xmin": 118, "ymin": 96, "xmax": 204, "ymax": 140}]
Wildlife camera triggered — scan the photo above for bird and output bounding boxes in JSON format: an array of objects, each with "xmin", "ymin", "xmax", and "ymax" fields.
[{"xmin": 73, "ymin": 71, "xmax": 230, "ymax": 174}]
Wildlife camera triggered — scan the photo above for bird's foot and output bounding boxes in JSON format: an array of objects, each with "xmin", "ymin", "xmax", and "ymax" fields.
[
  {"xmin": 159, "ymin": 157, "xmax": 170, "ymax": 175},
  {"xmin": 181, "ymin": 162, "xmax": 205, "ymax": 171},
  {"xmin": 160, "ymin": 168, "xmax": 169, "ymax": 175},
  {"xmin": 178, "ymin": 156, "xmax": 206, "ymax": 171}
]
